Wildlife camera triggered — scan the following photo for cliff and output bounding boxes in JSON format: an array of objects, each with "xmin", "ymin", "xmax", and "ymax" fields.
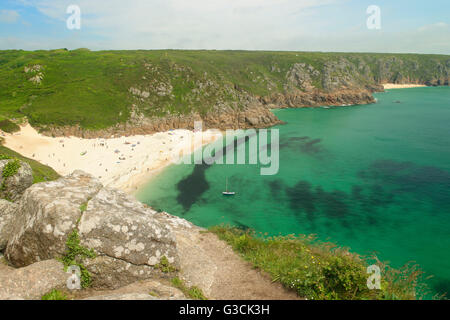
[{"xmin": 1, "ymin": 50, "xmax": 449, "ymax": 137}]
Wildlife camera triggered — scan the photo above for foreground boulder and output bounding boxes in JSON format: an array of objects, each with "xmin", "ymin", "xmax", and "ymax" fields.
[
  {"xmin": 0, "ymin": 200, "xmax": 18, "ymax": 251},
  {"xmin": 82, "ymin": 279, "xmax": 186, "ymax": 300},
  {"xmin": 5, "ymin": 170, "xmax": 103, "ymax": 265},
  {"xmin": 5, "ymin": 171, "xmax": 179, "ymax": 288},
  {"xmin": 0, "ymin": 160, "xmax": 33, "ymax": 202},
  {"xmin": 0, "ymin": 259, "xmax": 67, "ymax": 300},
  {"xmin": 79, "ymin": 188, "xmax": 178, "ymax": 288}
]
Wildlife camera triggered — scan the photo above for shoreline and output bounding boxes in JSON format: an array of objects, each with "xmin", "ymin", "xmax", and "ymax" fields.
[
  {"xmin": 383, "ymin": 83, "xmax": 427, "ymax": 89},
  {"xmin": 2, "ymin": 123, "xmax": 222, "ymax": 194}
]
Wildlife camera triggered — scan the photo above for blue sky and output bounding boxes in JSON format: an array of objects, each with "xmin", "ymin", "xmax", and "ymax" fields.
[{"xmin": 0, "ymin": 0, "xmax": 449, "ymax": 53}]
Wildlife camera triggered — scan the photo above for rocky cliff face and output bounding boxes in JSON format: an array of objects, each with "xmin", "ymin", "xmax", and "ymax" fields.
[
  {"xmin": 42, "ymin": 102, "xmax": 283, "ymax": 139},
  {"xmin": 40, "ymin": 54, "xmax": 449, "ymax": 138}
]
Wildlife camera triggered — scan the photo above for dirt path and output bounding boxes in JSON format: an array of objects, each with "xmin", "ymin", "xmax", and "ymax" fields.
[{"xmin": 170, "ymin": 219, "xmax": 300, "ymax": 300}]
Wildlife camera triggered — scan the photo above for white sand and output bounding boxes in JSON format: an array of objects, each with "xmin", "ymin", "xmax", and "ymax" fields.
[
  {"xmin": 2, "ymin": 124, "xmax": 221, "ymax": 194},
  {"xmin": 383, "ymin": 83, "xmax": 426, "ymax": 89}
]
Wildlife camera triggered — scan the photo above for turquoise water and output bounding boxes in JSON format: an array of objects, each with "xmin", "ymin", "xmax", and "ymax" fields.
[{"xmin": 137, "ymin": 87, "xmax": 450, "ymax": 297}]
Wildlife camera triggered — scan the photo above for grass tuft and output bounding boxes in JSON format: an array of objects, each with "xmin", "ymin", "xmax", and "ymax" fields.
[
  {"xmin": 41, "ymin": 289, "xmax": 67, "ymax": 300},
  {"xmin": 171, "ymin": 277, "xmax": 208, "ymax": 300}
]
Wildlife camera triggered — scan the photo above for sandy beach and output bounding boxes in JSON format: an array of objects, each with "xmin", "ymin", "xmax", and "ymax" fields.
[
  {"xmin": 383, "ymin": 83, "xmax": 427, "ymax": 89},
  {"xmin": 2, "ymin": 124, "xmax": 222, "ymax": 194}
]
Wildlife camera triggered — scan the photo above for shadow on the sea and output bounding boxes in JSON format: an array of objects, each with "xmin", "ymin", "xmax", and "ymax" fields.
[
  {"xmin": 176, "ymin": 133, "xmax": 256, "ymax": 212},
  {"xmin": 262, "ymin": 158, "xmax": 450, "ymax": 233},
  {"xmin": 176, "ymin": 164, "xmax": 210, "ymax": 213},
  {"xmin": 432, "ymin": 279, "xmax": 450, "ymax": 299},
  {"xmin": 359, "ymin": 159, "xmax": 450, "ymax": 211},
  {"xmin": 279, "ymin": 136, "xmax": 325, "ymax": 156}
]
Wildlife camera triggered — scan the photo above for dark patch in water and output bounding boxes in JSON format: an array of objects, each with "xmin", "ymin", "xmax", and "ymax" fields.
[
  {"xmin": 268, "ymin": 179, "xmax": 284, "ymax": 200},
  {"xmin": 316, "ymin": 188, "xmax": 349, "ymax": 218},
  {"xmin": 351, "ymin": 185, "xmax": 364, "ymax": 201},
  {"xmin": 176, "ymin": 164, "xmax": 210, "ymax": 212},
  {"xmin": 300, "ymin": 138, "xmax": 323, "ymax": 154},
  {"xmin": 359, "ymin": 159, "xmax": 450, "ymax": 209},
  {"xmin": 176, "ymin": 133, "xmax": 254, "ymax": 212},
  {"xmin": 432, "ymin": 279, "xmax": 450, "ymax": 299},
  {"xmin": 280, "ymin": 136, "xmax": 324, "ymax": 155},
  {"xmin": 286, "ymin": 181, "xmax": 317, "ymax": 221},
  {"xmin": 285, "ymin": 181, "xmax": 351, "ymax": 224},
  {"xmin": 233, "ymin": 220, "xmax": 251, "ymax": 231},
  {"xmin": 271, "ymin": 177, "xmax": 398, "ymax": 228}
]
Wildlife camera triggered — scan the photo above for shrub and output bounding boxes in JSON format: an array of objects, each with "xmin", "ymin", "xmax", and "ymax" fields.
[
  {"xmin": 210, "ymin": 226, "xmax": 426, "ymax": 300},
  {"xmin": 60, "ymin": 229, "xmax": 96, "ymax": 288},
  {"xmin": 1, "ymin": 159, "xmax": 21, "ymax": 192},
  {"xmin": 156, "ymin": 256, "xmax": 177, "ymax": 273},
  {"xmin": 0, "ymin": 119, "xmax": 20, "ymax": 133},
  {"xmin": 42, "ymin": 289, "xmax": 67, "ymax": 300},
  {"xmin": 171, "ymin": 277, "xmax": 208, "ymax": 300}
]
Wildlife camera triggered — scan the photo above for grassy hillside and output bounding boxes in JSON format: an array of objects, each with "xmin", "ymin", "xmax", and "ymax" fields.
[
  {"xmin": 1, "ymin": 49, "xmax": 449, "ymax": 131},
  {"xmin": 0, "ymin": 145, "xmax": 60, "ymax": 183}
]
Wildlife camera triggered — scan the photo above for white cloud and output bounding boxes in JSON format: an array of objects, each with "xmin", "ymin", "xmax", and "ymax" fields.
[
  {"xmin": 0, "ymin": 10, "xmax": 20, "ymax": 23},
  {"xmin": 21, "ymin": 0, "xmax": 338, "ymax": 49},
  {"xmin": 418, "ymin": 22, "xmax": 448, "ymax": 32},
  {"xmin": 5, "ymin": 1, "xmax": 450, "ymax": 54}
]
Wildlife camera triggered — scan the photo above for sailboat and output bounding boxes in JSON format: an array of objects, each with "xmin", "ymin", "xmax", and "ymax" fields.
[{"xmin": 222, "ymin": 177, "xmax": 236, "ymax": 196}]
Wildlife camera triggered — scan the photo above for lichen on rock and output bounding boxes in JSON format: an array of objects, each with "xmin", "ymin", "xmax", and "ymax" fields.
[{"xmin": 4, "ymin": 170, "xmax": 179, "ymax": 289}]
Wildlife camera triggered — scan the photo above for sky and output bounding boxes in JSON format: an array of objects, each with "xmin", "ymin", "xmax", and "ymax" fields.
[{"xmin": 0, "ymin": 0, "xmax": 449, "ymax": 54}]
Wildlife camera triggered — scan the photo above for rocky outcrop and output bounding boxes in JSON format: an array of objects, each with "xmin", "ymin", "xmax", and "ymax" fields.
[
  {"xmin": 0, "ymin": 259, "xmax": 67, "ymax": 300},
  {"xmin": 39, "ymin": 102, "xmax": 283, "ymax": 138},
  {"xmin": 0, "ymin": 160, "xmax": 33, "ymax": 202},
  {"xmin": 79, "ymin": 188, "xmax": 178, "ymax": 288},
  {"xmin": 5, "ymin": 171, "xmax": 179, "ymax": 289},
  {"xmin": 24, "ymin": 64, "xmax": 44, "ymax": 85},
  {"xmin": 261, "ymin": 88, "xmax": 377, "ymax": 109},
  {"xmin": 0, "ymin": 200, "xmax": 18, "ymax": 251},
  {"xmin": 5, "ymin": 171, "xmax": 103, "ymax": 265},
  {"xmin": 81, "ymin": 279, "xmax": 186, "ymax": 300}
]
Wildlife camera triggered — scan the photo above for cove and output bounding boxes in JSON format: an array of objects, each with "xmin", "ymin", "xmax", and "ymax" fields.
[{"xmin": 137, "ymin": 87, "xmax": 450, "ymax": 297}]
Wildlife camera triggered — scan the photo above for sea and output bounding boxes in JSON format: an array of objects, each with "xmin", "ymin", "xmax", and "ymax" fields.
[{"xmin": 137, "ymin": 87, "xmax": 450, "ymax": 297}]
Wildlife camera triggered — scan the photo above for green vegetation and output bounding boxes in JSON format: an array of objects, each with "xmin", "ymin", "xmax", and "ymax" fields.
[
  {"xmin": 171, "ymin": 277, "xmax": 208, "ymax": 300},
  {"xmin": 0, "ymin": 145, "xmax": 60, "ymax": 183},
  {"xmin": 79, "ymin": 202, "xmax": 88, "ymax": 213},
  {"xmin": 148, "ymin": 290, "xmax": 159, "ymax": 297},
  {"xmin": 0, "ymin": 50, "xmax": 448, "ymax": 131},
  {"xmin": 1, "ymin": 159, "xmax": 21, "ymax": 193},
  {"xmin": 1, "ymin": 159, "xmax": 20, "ymax": 180},
  {"xmin": 0, "ymin": 119, "xmax": 20, "ymax": 133},
  {"xmin": 60, "ymin": 229, "xmax": 96, "ymax": 288},
  {"xmin": 155, "ymin": 256, "xmax": 177, "ymax": 273},
  {"xmin": 41, "ymin": 289, "xmax": 68, "ymax": 300},
  {"xmin": 210, "ymin": 226, "xmax": 428, "ymax": 300}
]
